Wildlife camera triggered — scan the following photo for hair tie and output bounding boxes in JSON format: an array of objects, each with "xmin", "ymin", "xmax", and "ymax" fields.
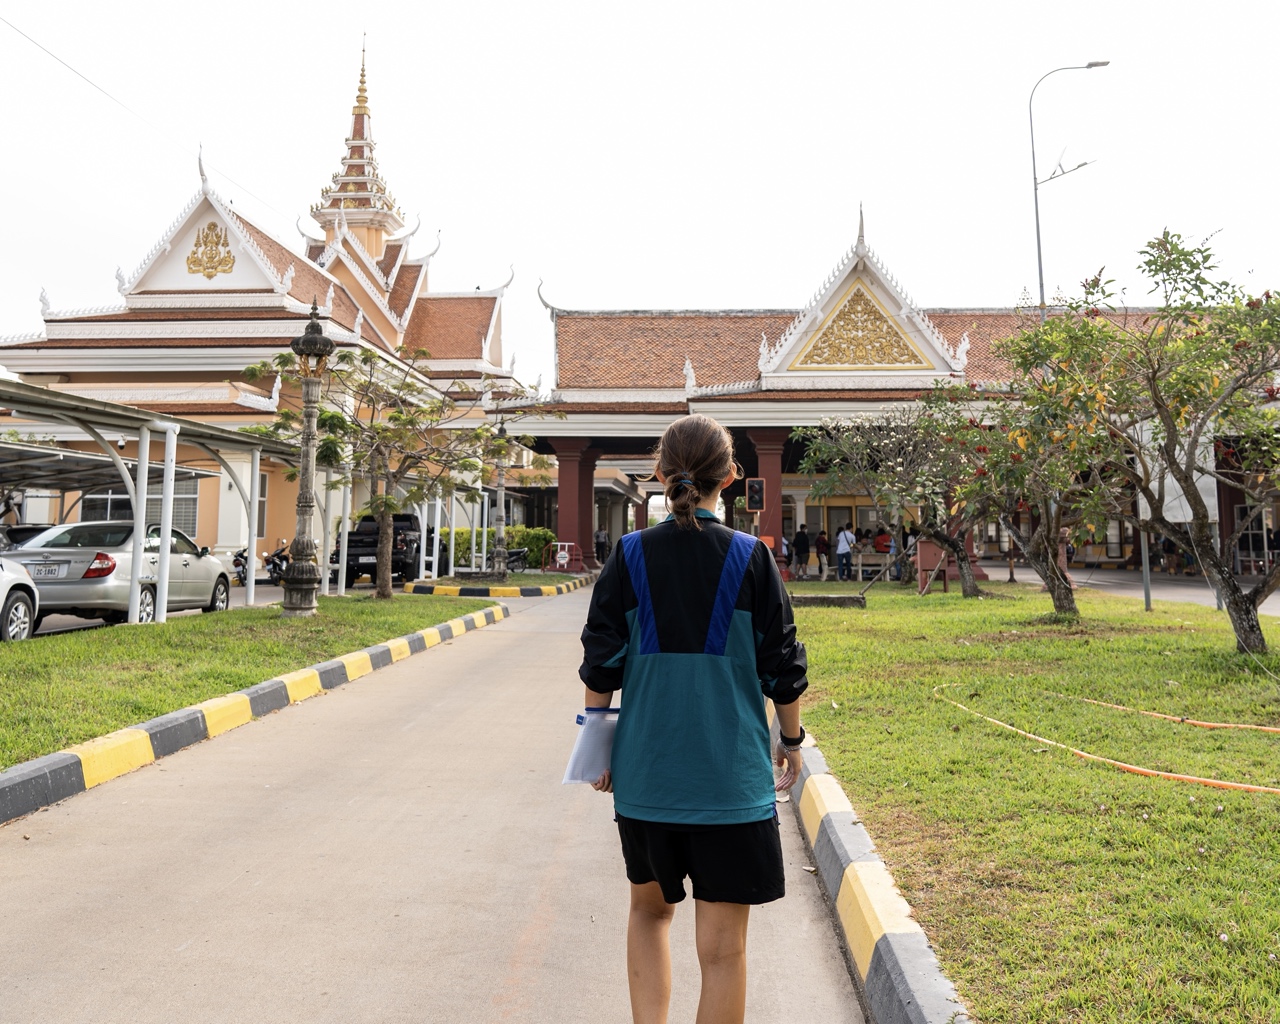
[{"xmin": 674, "ymin": 476, "xmax": 696, "ymax": 490}]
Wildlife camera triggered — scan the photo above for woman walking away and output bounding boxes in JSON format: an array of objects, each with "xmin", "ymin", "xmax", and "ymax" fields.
[{"xmin": 580, "ymin": 413, "xmax": 808, "ymax": 1024}]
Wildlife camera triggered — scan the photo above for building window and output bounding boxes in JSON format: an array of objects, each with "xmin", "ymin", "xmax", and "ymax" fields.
[
  {"xmin": 256, "ymin": 472, "xmax": 268, "ymax": 538},
  {"xmin": 80, "ymin": 489, "xmax": 133, "ymax": 523},
  {"xmin": 82, "ymin": 478, "xmax": 199, "ymax": 536}
]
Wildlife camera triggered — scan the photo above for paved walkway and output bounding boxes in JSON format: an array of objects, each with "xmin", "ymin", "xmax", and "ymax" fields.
[
  {"xmin": 0, "ymin": 588, "xmax": 862, "ymax": 1023},
  {"xmin": 979, "ymin": 561, "xmax": 1280, "ymax": 616}
]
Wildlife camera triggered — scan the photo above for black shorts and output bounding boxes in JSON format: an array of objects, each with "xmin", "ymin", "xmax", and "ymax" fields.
[{"xmin": 616, "ymin": 812, "xmax": 785, "ymax": 905}]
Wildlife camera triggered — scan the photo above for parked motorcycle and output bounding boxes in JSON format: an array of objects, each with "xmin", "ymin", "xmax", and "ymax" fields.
[
  {"xmin": 486, "ymin": 546, "xmax": 529, "ymax": 573},
  {"xmin": 232, "ymin": 547, "xmax": 249, "ymax": 587},
  {"xmin": 261, "ymin": 543, "xmax": 290, "ymax": 586}
]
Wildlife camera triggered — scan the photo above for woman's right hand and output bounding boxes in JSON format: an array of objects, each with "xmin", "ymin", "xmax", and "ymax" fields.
[
  {"xmin": 592, "ymin": 769, "xmax": 613, "ymax": 793},
  {"xmin": 774, "ymin": 742, "xmax": 803, "ymax": 792}
]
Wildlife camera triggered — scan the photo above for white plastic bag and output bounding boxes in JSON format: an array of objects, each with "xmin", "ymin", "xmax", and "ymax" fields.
[{"xmin": 562, "ymin": 707, "xmax": 619, "ymax": 784}]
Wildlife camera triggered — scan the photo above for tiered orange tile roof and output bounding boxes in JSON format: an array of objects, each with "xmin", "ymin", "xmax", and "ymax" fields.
[
  {"xmin": 403, "ymin": 296, "xmax": 497, "ymax": 359},
  {"xmin": 555, "ymin": 311, "xmax": 794, "ymax": 389},
  {"xmin": 552, "ymin": 309, "xmax": 1064, "ymax": 392}
]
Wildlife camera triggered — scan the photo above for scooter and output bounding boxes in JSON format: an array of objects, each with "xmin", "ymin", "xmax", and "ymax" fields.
[
  {"xmin": 232, "ymin": 547, "xmax": 249, "ymax": 587},
  {"xmin": 261, "ymin": 543, "xmax": 290, "ymax": 586}
]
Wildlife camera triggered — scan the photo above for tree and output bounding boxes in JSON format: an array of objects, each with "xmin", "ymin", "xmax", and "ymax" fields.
[
  {"xmin": 998, "ymin": 231, "xmax": 1280, "ymax": 651},
  {"xmin": 795, "ymin": 405, "xmax": 990, "ymax": 597},
  {"xmin": 246, "ymin": 346, "xmax": 546, "ymax": 598},
  {"xmin": 923, "ymin": 380, "xmax": 1123, "ymax": 617}
]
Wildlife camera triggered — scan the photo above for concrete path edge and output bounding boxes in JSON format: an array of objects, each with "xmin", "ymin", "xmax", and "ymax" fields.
[
  {"xmin": 0, "ymin": 603, "xmax": 510, "ymax": 827},
  {"xmin": 769, "ymin": 707, "xmax": 971, "ymax": 1024},
  {"xmin": 404, "ymin": 572, "xmax": 597, "ymax": 598}
]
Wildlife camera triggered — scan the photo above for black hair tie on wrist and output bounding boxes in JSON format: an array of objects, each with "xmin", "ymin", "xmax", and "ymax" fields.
[{"xmin": 780, "ymin": 726, "xmax": 805, "ymax": 748}]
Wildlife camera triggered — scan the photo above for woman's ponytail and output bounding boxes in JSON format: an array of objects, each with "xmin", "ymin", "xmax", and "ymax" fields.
[{"xmin": 654, "ymin": 415, "xmax": 740, "ymax": 530}]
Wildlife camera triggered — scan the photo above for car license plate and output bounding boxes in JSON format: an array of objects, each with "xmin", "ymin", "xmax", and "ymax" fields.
[
  {"xmin": 31, "ymin": 564, "xmax": 59, "ymax": 579},
  {"xmin": 358, "ymin": 556, "xmax": 377, "ymax": 563}
]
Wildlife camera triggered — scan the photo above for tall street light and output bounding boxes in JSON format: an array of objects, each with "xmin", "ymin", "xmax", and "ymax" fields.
[
  {"xmin": 1030, "ymin": 61, "xmax": 1110, "ymax": 322},
  {"xmin": 281, "ymin": 300, "xmax": 334, "ymax": 617},
  {"xmin": 492, "ymin": 419, "xmax": 508, "ymax": 578}
]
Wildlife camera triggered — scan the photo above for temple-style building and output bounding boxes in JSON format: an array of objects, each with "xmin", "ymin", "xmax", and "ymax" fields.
[
  {"xmin": 1, "ymin": 58, "xmax": 514, "ymax": 564},
  {"xmin": 525, "ymin": 212, "xmax": 1128, "ymax": 567}
]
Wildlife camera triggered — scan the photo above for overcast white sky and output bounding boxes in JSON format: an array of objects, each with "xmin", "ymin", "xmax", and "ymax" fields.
[{"xmin": 2, "ymin": 0, "xmax": 1276, "ymax": 389}]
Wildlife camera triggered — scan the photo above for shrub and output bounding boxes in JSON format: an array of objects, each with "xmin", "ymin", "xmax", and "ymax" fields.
[{"xmin": 437, "ymin": 525, "xmax": 558, "ymax": 570}]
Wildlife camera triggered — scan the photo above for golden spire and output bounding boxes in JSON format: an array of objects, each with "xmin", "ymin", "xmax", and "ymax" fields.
[{"xmin": 353, "ymin": 40, "xmax": 369, "ymax": 115}]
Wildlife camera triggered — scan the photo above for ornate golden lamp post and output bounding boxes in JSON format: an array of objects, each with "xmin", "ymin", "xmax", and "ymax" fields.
[
  {"xmin": 281, "ymin": 301, "xmax": 334, "ymax": 617},
  {"xmin": 492, "ymin": 419, "xmax": 508, "ymax": 578}
]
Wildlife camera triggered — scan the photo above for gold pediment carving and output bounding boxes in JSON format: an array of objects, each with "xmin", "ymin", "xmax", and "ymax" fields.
[
  {"xmin": 791, "ymin": 281, "xmax": 930, "ymax": 370},
  {"xmin": 185, "ymin": 222, "xmax": 236, "ymax": 280}
]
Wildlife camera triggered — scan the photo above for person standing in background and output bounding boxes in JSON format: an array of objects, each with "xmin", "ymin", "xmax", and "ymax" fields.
[
  {"xmin": 814, "ymin": 529, "xmax": 829, "ymax": 581},
  {"xmin": 835, "ymin": 522, "xmax": 855, "ymax": 581},
  {"xmin": 791, "ymin": 524, "xmax": 811, "ymax": 579}
]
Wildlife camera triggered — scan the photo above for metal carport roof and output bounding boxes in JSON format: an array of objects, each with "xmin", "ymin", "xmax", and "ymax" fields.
[
  {"xmin": 0, "ymin": 378, "xmax": 296, "ymax": 621},
  {"xmin": 0, "ymin": 378, "xmax": 296, "ymax": 458},
  {"xmin": 0, "ymin": 439, "xmax": 215, "ymax": 493}
]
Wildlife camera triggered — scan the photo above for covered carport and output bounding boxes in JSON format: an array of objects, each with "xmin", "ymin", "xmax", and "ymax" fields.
[
  {"xmin": 0, "ymin": 380, "xmax": 296, "ymax": 623},
  {"xmin": 0, "ymin": 439, "xmax": 216, "ymax": 526}
]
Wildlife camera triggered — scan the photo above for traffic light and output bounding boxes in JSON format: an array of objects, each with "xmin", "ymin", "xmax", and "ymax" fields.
[{"xmin": 745, "ymin": 478, "xmax": 766, "ymax": 512}]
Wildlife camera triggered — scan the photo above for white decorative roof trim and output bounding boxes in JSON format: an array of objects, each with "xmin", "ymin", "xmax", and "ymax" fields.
[
  {"xmin": 44, "ymin": 320, "xmax": 319, "ymax": 340},
  {"xmin": 328, "ymin": 248, "xmax": 405, "ymax": 333},
  {"xmin": 480, "ymin": 291, "xmax": 502, "ymax": 365},
  {"xmin": 121, "ymin": 189, "xmax": 203, "ymax": 291},
  {"xmin": 126, "ymin": 293, "xmax": 292, "ymax": 311},
  {"xmin": 335, "ymin": 224, "xmax": 390, "ymax": 290},
  {"xmin": 0, "ymin": 331, "xmax": 46, "ymax": 347},
  {"xmin": 759, "ymin": 373, "xmax": 949, "ymax": 390},
  {"xmin": 760, "ymin": 235, "xmax": 965, "ymax": 374},
  {"xmin": 50, "ymin": 381, "xmax": 273, "ymax": 404},
  {"xmin": 314, "ymin": 243, "xmax": 340, "ymax": 270},
  {"xmin": 43, "ymin": 302, "xmax": 129, "ymax": 320},
  {"xmin": 688, "ymin": 379, "xmax": 762, "ymax": 398},
  {"xmin": 428, "ymin": 289, "xmax": 508, "ymax": 299},
  {"xmin": 220, "ymin": 202, "xmax": 288, "ymax": 290},
  {"xmin": 550, "ymin": 388, "xmax": 689, "ymax": 403}
]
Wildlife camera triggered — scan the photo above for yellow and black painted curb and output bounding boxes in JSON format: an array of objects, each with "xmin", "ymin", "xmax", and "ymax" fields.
[
  {"xmin": 403, "ymin": 572, "xmax": 597, "ymax": 599},
  {"xmin": 768, "ymin": 705, "xmax": 970, "ymax": 1024},
  {"xmin": 0, "ymin": 604, "xmax": 510, "ymax": 827}
]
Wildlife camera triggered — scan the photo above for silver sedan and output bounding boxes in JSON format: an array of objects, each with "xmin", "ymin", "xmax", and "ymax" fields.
[{"xmin": 13, "ymin": 521, "xmax": 230, "ymax": 626}]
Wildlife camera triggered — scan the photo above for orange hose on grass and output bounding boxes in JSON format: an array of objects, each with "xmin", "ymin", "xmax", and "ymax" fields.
[
  {"xmin": 933, "ymin": 685, "xmax": 1280, "ymax": 796},
  {"xmin": 1044, "ymin": 692, "xmax": 1280, "ymax": 734}
]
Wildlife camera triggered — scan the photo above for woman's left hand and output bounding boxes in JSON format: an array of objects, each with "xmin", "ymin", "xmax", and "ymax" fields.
[
  {"xmin": 774, "ymin": 742, "xmax": 803, "ymax": 792},
  {"xmin": 592, "ymin": 769, "xmax": 613, "ymax": 793}
]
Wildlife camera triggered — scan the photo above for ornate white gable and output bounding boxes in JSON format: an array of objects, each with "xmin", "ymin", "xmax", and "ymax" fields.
[
  {"xmin": 123, "ymin": 172, "xmax": 298, "ymax": 299},
  {"xmin": 758, "ymin": 211, "xmax": 967, "ymax": 390}
]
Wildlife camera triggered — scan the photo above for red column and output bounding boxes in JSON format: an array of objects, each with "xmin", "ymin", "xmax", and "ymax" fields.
[
  {"xmin": 748, "ymin": 429, "xmax": 789, "ymax": 554},
  {"xmin": 633, "ymin": 496, "xmax": 650, "ymax": 532},
  {"xmin": 579, "ymin": 449, "xmax": 600, "ymax": 566},
  {"xmin": 552, "ymin": 437, "xmax": 589, "ymax": 563}
]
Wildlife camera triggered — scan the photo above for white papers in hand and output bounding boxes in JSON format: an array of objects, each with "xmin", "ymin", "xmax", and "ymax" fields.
[{"xmin": 563, "ymin": 708, "xmax": 619, "ymax": 784}]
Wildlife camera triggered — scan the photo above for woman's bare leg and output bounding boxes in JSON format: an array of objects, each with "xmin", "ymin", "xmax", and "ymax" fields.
[
  {"xmin": 628, "ymin": 882, "xmax": 676, "ymax": 1024},
  {"xmin": 693, "ymin": 900, "xmax": 750, "ymax": 1024}
]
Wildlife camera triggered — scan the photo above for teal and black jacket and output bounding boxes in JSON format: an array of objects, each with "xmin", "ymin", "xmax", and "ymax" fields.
[{"xmin": 580, "ymin": 510, "xmax": 808, "ymax": 825}]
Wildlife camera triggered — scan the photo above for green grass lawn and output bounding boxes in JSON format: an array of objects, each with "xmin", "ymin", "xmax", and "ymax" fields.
[
  {"xmin": 795, "ymin": 583, "xmax": 1280, "ymax": 1024},
  {"xmin": 0, "ymin": 593, "xmax": 496, "ymax": 770}
]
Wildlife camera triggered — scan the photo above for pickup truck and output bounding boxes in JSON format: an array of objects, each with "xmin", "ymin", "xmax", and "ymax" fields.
[{"xmin": 339, "ymin": 514, "xmax": 425, "ymax": 588}]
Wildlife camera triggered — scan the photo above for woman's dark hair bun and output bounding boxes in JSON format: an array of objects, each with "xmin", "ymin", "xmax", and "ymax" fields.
[{"xmin": 653, "ymin": 415, "xmax": 739, "ymax": 530}]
